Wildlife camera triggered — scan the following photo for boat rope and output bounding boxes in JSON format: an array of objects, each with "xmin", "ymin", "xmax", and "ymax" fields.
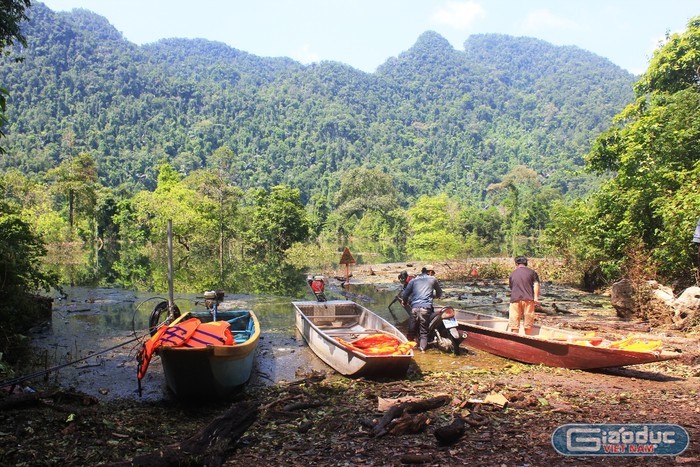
[{"xmin": 0, "ymin": 333, "xmax": 145, "ymax": 391}]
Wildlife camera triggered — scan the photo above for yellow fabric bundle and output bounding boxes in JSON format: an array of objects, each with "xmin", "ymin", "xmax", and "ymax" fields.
[{"xmin": 607, "ymin": 337, "xmax": 663, "ymax": 352}]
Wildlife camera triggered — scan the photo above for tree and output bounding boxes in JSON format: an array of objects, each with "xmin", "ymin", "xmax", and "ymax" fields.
[
  {"xmin": 0, "ymin": 0, "xmax": 31, "ymax": 153},
  {"xmin": 239, "ymin": 185, "xmax": 310, "ymax": 295},
  {"xmin": 405, "ymin": 194, "xmax": 463, "ymax": 260},
  {"xmin": 0, "ymin": 199, "xmax": 59, "ymax": 361},
  {"xmin": 247, "ymin": 185, "xmax": 310, "ymax": 256},
  {"xmin": 459, "ymin": 205, "xmax": 505, "ymax": 255},
  {"xmin": 113, "ymin": 162, "xmax": 221, "ymax": 291},
  {"xmin": 487, "ymin": 165, "xmax": 540, "ymax": 255},
  {"xmin": 331, "ymin": 167, "xmax": 401, "ymax": 241},
  {"xmin": 0, "ymin": 201, "xmax": 57, "ymax": 293},
  {"xmin": 45, "ymin": 152, "xmax": 98, "ymax": 235},
  {"xmin": 0, "ymin": 0, "xmax": 30, "ymax": 52},
  {"xmin": 567, "ymin": 16, "xmax": 700, "ymax": 286},
  {"xmin": 334, "ymin": 167, "xmax": 399, "ymax": 219},
  {"xmin": 184, "ymin": 150, "xmax": 243, "ymax": 284}
]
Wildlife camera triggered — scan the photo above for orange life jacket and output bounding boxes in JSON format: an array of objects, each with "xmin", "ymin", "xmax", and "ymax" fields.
[
  {"xmin": 182, "ymin": 320, "xmax": 234, "ymax": 347},
  {"xmin": 158, "ymin": 317, "xmax": 200, "ymax": 347},
  {"xmin": 137, "ymin": 318, "xmax": 233, "ymax": 381},
  {"xmin": 137, "ymin": 325, "xmax": 168, "ymax": 381}
]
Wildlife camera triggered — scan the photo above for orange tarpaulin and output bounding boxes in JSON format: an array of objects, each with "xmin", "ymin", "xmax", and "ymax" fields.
[{"xmin": 335, "ymin": 334, "xmax": 416, "ymax": 356}]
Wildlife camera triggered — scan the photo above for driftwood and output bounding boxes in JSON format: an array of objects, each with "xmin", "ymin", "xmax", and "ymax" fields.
[
  {"xmin": 373, "ymin": 395, "xmax": 451, "ymax": 437},
  {"xmin": 107, "ymin": 401, "xmax": 258, "ymax": 467},
  {"xmin": 388, "ymin": 411, "xmax": 430, "ymax": 435},
  {"xmin": 0, "ymin": 389, "xmax": 98, "ymax": 411}
]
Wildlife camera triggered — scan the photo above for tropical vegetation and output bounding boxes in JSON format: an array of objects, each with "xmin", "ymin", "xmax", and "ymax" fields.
[{"xmin": 1, "ymin": 3, "xmax": 700, "ymax": 320}]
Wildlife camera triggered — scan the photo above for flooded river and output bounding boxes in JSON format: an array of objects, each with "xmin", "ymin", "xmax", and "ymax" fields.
[{"xmin": 25, "ymin": 279, "xmax": 612, "ymax": 402}]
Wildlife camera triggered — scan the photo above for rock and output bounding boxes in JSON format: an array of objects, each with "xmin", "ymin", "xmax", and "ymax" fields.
[
  {"xmin": 647, "ymin": 280, "xmax": 675, "ymax": 324},
  {"xmin": 611, "ymin": 279, "xmax": 636, "ymax": 318},
  {"xmin": 611, "ymin": 279, "xmax": 675, "ymax": 322},
  {"xmin": 434, "ymin": 416, "xmax": 465, "ymax": 445},
  {"xmin": 673, "ymin": 287, "xmax": 700, "ymax": 327}
]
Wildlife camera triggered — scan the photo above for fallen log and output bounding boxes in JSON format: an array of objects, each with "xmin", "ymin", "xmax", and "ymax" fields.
[
  {"xmin": 107, "ymin": 401, "xmax": 258, "ymax": 467},
  {"xmin": 373, "ymin": 395, "xmax": 451, "ymax": 437}
]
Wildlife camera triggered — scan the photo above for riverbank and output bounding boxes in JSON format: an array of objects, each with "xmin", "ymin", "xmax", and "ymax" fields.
[{"xmin": 2, "ymin": 263, "xmax": 700, "ymax": 466}]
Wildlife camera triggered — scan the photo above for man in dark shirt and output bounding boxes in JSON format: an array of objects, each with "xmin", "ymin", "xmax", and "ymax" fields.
[
  {"xmin": 508, "ymin": 256, "xmax": 540, "ymax": 335},
  {"xmin": 402, "ymin": 264, "xmax": 442, "ymax": 351}
]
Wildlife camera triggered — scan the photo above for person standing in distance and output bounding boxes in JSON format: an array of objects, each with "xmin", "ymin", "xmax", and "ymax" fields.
[
  {"xmin": 402, "ymin": 264, "xmax": 442, "ymax": 351},
  {"xmin": 508, "ymin": 256, "xmax": 540, "ymax": 335},
  {"xmin": 692, "ymin": 217, "xmax": 700, "ymax": 275}
]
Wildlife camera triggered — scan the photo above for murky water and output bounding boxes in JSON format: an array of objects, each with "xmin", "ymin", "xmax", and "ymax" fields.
[{"xmin": 24, "ymin": 279, "xmax": 612, "ymax": 401}]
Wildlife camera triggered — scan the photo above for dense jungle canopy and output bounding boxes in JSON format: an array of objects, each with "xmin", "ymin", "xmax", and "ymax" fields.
[{"xmin": 1, "ymin": 2, "xmax": 700, "ymax": 306}]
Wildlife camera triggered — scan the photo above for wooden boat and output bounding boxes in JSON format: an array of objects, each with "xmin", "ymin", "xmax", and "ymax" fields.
[
  {"xmin": 292, "ymin": 300, "xmax": 413, "ymax": 377},
  {"xmin": 158, "ymin": 308, "xmax": 260, "ymax": 398},
  {"xmin": 454, "ymin": 308, "xmax": 681, "ymax": 370}
]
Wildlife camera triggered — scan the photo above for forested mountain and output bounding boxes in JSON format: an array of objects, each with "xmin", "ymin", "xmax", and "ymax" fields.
[{"xmin": 1, "ymin": 2, "xmax": 635, "ymax": 205}]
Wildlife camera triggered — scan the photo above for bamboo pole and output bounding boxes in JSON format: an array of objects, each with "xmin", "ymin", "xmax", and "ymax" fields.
[{"xmin": 167, "ymin": 219, "xmax": 175, "ymax": 315}]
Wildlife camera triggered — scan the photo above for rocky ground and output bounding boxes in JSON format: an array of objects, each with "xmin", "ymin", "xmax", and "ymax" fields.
[{"xmin": 2, "ymin": 261, "xmax": 700, "ymax": 466}]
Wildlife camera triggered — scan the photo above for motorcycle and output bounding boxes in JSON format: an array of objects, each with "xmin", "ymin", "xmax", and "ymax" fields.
[{"xmin": 427, "ymin": 306, "xmax": 467, "ymax": 355}]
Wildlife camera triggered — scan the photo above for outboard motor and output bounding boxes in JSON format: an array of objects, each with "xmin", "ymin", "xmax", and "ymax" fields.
[
  {"xmin": 203, "ymin": 289, "xmax": 225, "ymax": 320},
  {"xmin": 307, "ymin": 275, "xmax": 327, "ymax": 301}
]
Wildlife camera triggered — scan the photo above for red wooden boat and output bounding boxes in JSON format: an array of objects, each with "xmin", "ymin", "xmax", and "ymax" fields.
[{"xmin": 454, "ymin": 308, "xmax": 681, "ymax": 370}]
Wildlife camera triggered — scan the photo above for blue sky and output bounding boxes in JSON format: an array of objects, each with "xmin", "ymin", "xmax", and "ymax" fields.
[{"xmin": 40, "ymin": 0, "xmax": 699, "ymax": 75}]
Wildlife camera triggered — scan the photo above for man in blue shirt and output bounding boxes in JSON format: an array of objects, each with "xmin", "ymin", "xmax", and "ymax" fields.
[{"xmin": 402, "ymin": 264, "xmax": 443, "ymax": 351}]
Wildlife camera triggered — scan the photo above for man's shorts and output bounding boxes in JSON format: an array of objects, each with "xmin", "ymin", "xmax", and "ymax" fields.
[{"xmin": 508, "ymin": 300, "xmax": 535, "ymax": 331}]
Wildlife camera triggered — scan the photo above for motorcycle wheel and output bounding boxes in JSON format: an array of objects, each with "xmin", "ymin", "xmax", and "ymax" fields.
[{"xmin": 148, "ymin": 301, "xmax": 181, "ymax": 336}]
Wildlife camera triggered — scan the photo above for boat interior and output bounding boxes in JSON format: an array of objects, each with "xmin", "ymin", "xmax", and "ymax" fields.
[
  {"xmin": 296, "ymin": 302, "xmax": 363, "ymax": 329},
  {"xmin": 457, "ymin": 311, "xmax": 584, "ymax": 342},
  {"xmin": 192, "ymin": 309, "xmax": 255, "ymax": 344}
]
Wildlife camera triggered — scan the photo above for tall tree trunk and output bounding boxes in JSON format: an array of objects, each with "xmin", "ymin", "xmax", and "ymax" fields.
[{"xmin": 68, "ymin": 188, "xmax": 74, "ymax": 232}]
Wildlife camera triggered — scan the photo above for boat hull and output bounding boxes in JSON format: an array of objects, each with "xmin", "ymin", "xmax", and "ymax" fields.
[
  {"xmin": 455, "ymin": 309, "xmax": 680, "ymax": 369},
  {"xmin": 159, "ymin": 310, "xmax": 260, "ymax": 398},
  {"xmin": 292, "ymin": 300, "xmax": 412, "ymax": 377}
]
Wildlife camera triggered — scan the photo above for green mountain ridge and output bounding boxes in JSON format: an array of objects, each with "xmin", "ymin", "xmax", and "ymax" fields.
[{"xmin": 1, "ymin": 2, "xmax": 635, "ymax": 204}]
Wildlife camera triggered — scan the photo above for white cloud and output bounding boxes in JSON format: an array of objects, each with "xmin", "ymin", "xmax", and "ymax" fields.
[
  {"xmin": 521, "ymin": 8, "xmax": 579, "ymax": 32},
  {"xmin": 431, "ymin": 1, "xmax": 486, "ymax": 30},
  {"xmin": 290, "ymin": 44, "xmax": 320, "ymax": 65}
]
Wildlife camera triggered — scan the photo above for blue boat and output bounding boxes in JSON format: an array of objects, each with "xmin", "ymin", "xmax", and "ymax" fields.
[{"xmin": 158, "ymin": 308, "xmax": 260, "ymax": 399}]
